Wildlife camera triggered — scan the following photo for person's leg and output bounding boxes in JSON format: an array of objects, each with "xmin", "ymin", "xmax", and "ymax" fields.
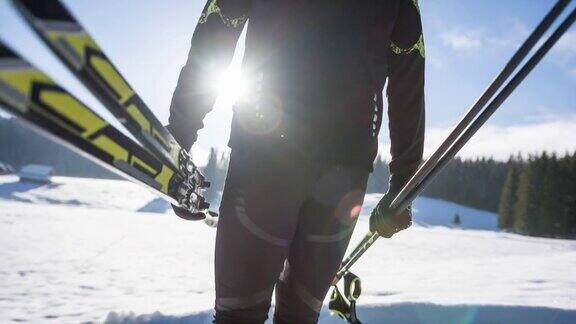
[
  {"xmin": 214, "ymin": 147, "xmax": 314, "ymax": 324},
  {"xmin": 274, "ymin": 164, "xmax": 369, "ymax": 324}
]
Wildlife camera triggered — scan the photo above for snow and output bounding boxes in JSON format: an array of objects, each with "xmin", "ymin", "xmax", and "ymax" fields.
[
  {"xmin": 0, "ymin": 175, "xmax": 575, "ymax": 323},
  {"xmin": 0, "ymin": 175, "xmax": 160, "ymax": 211},
  {"xmin": 18, "ymin": 164, "xmax": 54, "ymax": 183}
]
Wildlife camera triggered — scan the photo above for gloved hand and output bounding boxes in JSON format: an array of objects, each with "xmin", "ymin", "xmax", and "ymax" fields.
[
  {"xmin": 171, "ymin": 204, "xmax": 206, "ymax": 221},
  {"xmin": 164, "ymin": 125, "xmax": 202, "ymax": 221},
  {"xmin": 369, "ymin": 192, "xmax": 412, "ymax": 238}
]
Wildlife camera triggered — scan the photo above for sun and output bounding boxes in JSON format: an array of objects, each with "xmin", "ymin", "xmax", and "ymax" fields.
[{"xmin": 214, "ymin": 68, "xmax": 249, "ymax": 104}]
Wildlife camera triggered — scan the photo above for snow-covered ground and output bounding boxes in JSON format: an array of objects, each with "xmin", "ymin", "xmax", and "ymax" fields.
[{"xmin": 0, "ymin": 176, "xmax": 575, "ymax": 323}]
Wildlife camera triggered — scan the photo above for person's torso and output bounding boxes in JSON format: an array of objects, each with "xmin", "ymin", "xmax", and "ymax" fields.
[{"xmin": 231, "ymin": 0, "xmax": 397, "ymax": 164}]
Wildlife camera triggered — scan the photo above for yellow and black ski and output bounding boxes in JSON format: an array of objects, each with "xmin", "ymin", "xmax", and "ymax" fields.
[
  {"xmin": 0, "ymin": 42, "xmax": 212, "ymax": 219},
  {"xmin": 12, "ymin": 0, "xmax": 184, "ymax": 171}
]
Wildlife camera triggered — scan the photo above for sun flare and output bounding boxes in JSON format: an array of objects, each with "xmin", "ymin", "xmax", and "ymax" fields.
[{"xmin": 214, "ymin": 69, "xmax": 249, "ymax": 104}]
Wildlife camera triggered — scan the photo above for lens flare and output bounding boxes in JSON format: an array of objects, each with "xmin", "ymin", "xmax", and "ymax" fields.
[{"xmin": 350, "ymin": 205, "xmax": 362, "ymax": 219}]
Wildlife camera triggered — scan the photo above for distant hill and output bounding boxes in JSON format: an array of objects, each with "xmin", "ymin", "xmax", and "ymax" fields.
[{"xmin": 0, "ymin": 116, "xmax": 119, "ymax": 179}]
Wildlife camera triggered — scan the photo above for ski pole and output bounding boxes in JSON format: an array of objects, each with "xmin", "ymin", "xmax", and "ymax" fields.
[
  {"xmin": 337, "ymin": 0, "xmax": 571, "ymax": 272},
  {"xmin": 393, "ymin": 6, "xmax": 576, "ymax": 217},
  {"xmin": 336, "ymin": 4, "xmax": 576, "ymax": 282},
  {"xmin": 386, "ymin": 0, "xmax": 572, "ymax": 215}
]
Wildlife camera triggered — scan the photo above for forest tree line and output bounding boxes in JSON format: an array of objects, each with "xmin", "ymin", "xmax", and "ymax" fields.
[{"xmin": 498, "ymin": 153, "xmax": 576, "ymax": 238}]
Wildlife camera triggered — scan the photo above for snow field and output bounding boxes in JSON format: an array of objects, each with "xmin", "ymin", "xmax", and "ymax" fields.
[{"xmin": 0, "ymin": 176, "xmax": 575, "ymax": 323}]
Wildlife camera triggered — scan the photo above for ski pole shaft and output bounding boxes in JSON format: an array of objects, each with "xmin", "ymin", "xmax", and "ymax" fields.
[
  {"xmin": 336, "ymin": 232, "xmax": 378, "ymax": 280},
  {"xmin": 390, "ymin": 0, "xmax": 571, "ymax": 211},
  {"xmin": 337, "ymin": 5, "xmax": 576, "ymax": 281},
  {"xmin": 339, "ymin": 232, "xmax": 374, "ymax": 269}
]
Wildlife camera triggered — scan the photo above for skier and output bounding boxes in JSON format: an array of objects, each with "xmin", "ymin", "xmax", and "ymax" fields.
[{"xmin": 168, "ymin": 0, "xmax": 425, "ymax": 323}]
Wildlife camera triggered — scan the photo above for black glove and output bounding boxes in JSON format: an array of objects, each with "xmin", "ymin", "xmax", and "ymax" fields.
[
  {"xmin": 369, "ymin": 192, "xmax": 412, "ymax": 238},
  {"xmin": 171, "ymin": 204, "xmax": 206, "ymax": 221},
  {"xmin": 164, "ymin": 125, "xmax": 202, "ymax": 221}
]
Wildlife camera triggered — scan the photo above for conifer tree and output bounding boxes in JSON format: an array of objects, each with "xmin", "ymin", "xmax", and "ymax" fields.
[
  {"xmin": 203, "ymin": 148, "xmax": 220, "ymax": 204},
  {"xmin": 539, "ymin": 154, "xmax": 557, "ymax": 236},
  {"xmin": 452, "ymin": 213, "xmax": 461, "ymax": 227},
  {"xmin": 513, "ymin": 155, "xmax": 536, "ymax": 235},
  {"xmin": 498, "ymin": 156, "xmax": 520, "ymax": 230},
  {"xmin": 531, "ymin": 152, "xmax": 549, "ymax": 235},
  {"xmin": 367, "ymin": 155, "xmax": 389, "ymax": 193},
  {"xmin": 563, "ymin": 152, "xmax": 576, "ymax": 237}
]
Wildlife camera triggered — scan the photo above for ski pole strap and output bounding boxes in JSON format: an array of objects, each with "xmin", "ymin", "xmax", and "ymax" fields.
[
  {"xmin": 329, "ymin": 272, "xmax": 362, "ymax": 323},
  {"xmin": 344, "ymin": 272, "xmax": 362, "ymax": 301}
]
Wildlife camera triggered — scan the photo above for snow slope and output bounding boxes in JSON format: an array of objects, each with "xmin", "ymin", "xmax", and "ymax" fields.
[
  {"xmin": 362, "ymin": 194, "xmax": 498, "ymax": 231},
  {"xmin": 0, "ymin": 175, "xmax": 496, "ymax": 229},
  {"xmin": 0, "ymin": 175, "xmax": 160, "ymax": 211},
  {"xmin": 0, "ymin": 176, "xmax": 574, "ymax": 323}
]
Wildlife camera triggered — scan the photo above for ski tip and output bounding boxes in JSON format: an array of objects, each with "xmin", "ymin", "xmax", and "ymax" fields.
[{"xmin": 12, "ymin": 0, "xmax": 75, "ymax": 22}]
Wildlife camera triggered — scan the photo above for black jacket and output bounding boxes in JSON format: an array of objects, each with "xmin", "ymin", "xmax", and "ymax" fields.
[{"xmin": 169, "ymin": 0, "xmax": 425, "ymax": 187}]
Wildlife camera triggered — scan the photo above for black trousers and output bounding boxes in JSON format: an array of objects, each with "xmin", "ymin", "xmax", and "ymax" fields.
[{"xmin": 214, "ymin": 145, "xmax": 369, "ymax": 324}]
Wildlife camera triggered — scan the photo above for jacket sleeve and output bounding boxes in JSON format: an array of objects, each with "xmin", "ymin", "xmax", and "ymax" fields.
[
  {"xmin": 168, "ymin": 0, "xmax": 251, "ymax": 150},
  {"xmin": 386, "ymin": 0, "xmax": 426, "ymax": 193}
]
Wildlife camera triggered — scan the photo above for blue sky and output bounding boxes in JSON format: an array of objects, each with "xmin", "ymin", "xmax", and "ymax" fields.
[{"xmin": 0, "ymin": 0, "xmax": 574, "ymax": 162}]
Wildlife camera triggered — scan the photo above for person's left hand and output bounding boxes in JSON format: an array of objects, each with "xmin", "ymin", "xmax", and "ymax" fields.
[{"xmin": 369, "ymin": 192, "xmax": 412, "ymax": 238}]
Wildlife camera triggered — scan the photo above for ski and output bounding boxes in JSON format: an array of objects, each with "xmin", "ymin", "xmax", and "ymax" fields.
[
  {"xmin": 12, "ymin": 0, "xmax": 185, "ymax": 172},
  {"xmin": 0, "ymin": 41, "xmax": 215, "ymax": 224}
]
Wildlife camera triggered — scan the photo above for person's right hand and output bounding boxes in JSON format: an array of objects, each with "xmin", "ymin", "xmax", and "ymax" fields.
[{"xmin": 171, "ymin": 204, "xmax": 206, "ymax": 221}]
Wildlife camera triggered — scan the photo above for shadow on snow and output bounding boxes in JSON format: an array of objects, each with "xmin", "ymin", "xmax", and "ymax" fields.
[
  {"xmin": 0, "ymin": 179, "xmax": 49, "ymax": 202},
  {"xmin": 104, "ymin": 303, "xmax": 576, "ymax": 324}
]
